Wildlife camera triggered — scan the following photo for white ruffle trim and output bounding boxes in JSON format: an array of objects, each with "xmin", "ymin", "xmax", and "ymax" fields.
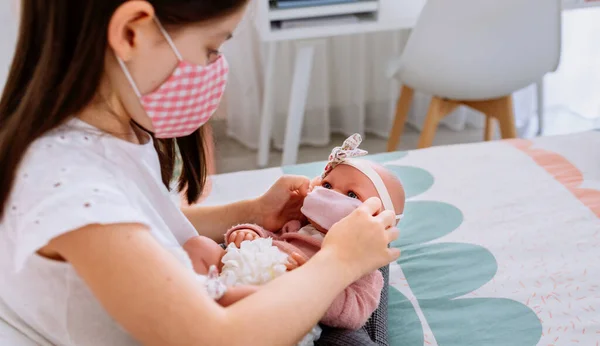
[
  {"xmin": 220, "ymin": 238, "xmax": 289, "ymax": 286},
  {"xmin": 220, "ymin": 238, "xmax": 322, "ymax": 345},
  {"xmin": 298, "ymin": 326, "xmax": 323, "ymax": 346},
  {"xmin": 197, "ymin": 266, "xmax": 228, "ymax": 301}
]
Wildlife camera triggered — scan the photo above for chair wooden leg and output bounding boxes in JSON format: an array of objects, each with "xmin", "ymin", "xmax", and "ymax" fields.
[
  {"xmin": 418, "ymin": 97, "xmax": 458, "ymax": 149},
  {"xmin": 464, "ymin": 96, "xmax": 517, "ymax": 140},
  {"xmin": 484, "ymin": 116, "xmax": 494, "ymax": 141},
  {"xmin": 495, "ymin": 96, "xmax": 517, "ymax": 139},
  {"xmin": 387, "ymin": 85, "xmax": 414, "ymax": 152}
]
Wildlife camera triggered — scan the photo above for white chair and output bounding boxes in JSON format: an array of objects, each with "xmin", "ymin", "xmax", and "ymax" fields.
[{"xmin": 387, "ymin": 0, "xmax": 561, "ymax": 150}]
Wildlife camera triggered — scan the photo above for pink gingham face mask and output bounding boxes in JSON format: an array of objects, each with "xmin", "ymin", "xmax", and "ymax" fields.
[{"xmin": 117, "ymin": 18, "xmax": 229, "ymax": 138}]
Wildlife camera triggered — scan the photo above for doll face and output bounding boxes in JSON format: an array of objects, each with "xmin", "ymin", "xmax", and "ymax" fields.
[
  {"xmin": 305, "ymin": 163, "xmax": 405, "ymax": 234},
  {"xmin": 303, "ymin": 165, "xmax": 381, "ymax": 234},
  {"xmin": 320, "ymin": 164, "xmax": 380, "ymax": 203}
]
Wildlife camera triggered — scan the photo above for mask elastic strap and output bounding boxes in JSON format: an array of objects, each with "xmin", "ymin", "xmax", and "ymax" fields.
[
  {"xmin": 341, "ymin": 159, "xmax": 402, "ymax": 221},
  {"xmin": 114, "ymin": 17, "xmax": 183, "ymax": 99},
  {"xmin": 153, "ymin": 17, "xmax": 184, "ymax": 62},
  {"xmin": 116, "ymin": 56, "xmax": 143, "ymax": 98}
]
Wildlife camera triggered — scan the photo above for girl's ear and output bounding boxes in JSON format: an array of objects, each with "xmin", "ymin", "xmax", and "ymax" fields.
[{"xmin": 108, "ymin": 0, "xmax": 156, "ymax": 62}]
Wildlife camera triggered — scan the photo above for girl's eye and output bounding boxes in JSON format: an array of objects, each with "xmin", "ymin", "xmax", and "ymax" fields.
[
  {"xmin": 322, "ymin": 182, "xmax": 332, "ymax": 189},
  {"xmin": 347, "ymin": 191, "xmax": 358, "ymax": 199}
]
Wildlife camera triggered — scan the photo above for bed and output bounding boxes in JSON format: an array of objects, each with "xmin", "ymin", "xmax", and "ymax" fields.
[
  {"xmin": 1, "ymin": 131, "xmax": 599, "ymax": 345},
  {"xmin": 202, "ymin": 131, "xmax": 600, "ymax": 346}
]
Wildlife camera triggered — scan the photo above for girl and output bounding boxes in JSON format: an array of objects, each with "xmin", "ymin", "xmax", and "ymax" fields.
[{"xmin": 0, "ymin": 1, "xmax": 400, "ymax": 345}]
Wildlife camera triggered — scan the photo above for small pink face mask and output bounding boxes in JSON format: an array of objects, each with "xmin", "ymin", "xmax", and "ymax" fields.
[
  {"xmin": 301, "ymin": 187, "xmax": 363, "ymax": 231},
  {"xmin": 117, "ymin": 18, "xmax": 229, "ymax": 138}
]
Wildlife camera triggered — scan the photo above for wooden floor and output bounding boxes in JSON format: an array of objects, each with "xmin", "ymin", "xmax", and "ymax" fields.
[
  {"xmin": 213, "ymin": 104, "xmax": 600, "ymax": 174},
  {"xmin": 213, "ymin": 121, "xmax": 484, "ymax": 174}
]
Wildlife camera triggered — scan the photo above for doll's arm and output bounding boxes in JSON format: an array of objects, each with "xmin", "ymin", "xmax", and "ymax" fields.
[
  {"xmin": 320, "ymin": 270, "xmax": 384, "ymax": 331},
  {"xmin": 224, "ymin": 224, "xmax": 278, "ymax": 247},
  {"xmin": 225, "ymin": 220, "xmax": 304, "ymax": 247}
]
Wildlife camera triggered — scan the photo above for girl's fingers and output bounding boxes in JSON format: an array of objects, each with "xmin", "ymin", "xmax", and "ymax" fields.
[
  {"xmin": 387, "ymin": 247, "xmax": 401, "ymax": 261},
  {"xmin": 386, "ymin": 228, "xmax": 400, "ymax": 244},
  {"xmin": 376, "ymin": 210, "xmax": 396, "ymax": 229},
  {"xmin": 297, "ymin": 179, "xmax": 310, "ymax": 197},
  {"xmin": 309, "ymin": 177, "xmax": 322, "ymax": 192},
  {"xmin": 357, "ymin": 197, "xmax": 383, "ymax": 216},
  {"xmin": 280, "ymin": 175, "xmax": 310, "ymax": 196}
]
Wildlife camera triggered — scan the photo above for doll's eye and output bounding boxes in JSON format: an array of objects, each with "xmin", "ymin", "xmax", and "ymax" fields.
[
  {"xmin": 347, "ymin": 191, "xmax": 358, "ymax": 199},
  {"xmin": 322, "ymin": 182, "xmax": 332, "ymax": 189}
]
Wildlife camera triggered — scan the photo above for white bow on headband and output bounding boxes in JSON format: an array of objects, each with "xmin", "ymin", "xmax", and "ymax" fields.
[
  {"xmin": 322, "ymin": 133, "xmax": 368, "ymax": 178},
  {"xmin": 321, "ymin": 134, "xmax": 404, "ymax": 222}
]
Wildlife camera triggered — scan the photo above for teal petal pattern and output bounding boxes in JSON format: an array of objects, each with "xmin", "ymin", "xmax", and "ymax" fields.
[
  {"xmin": 281, "ymin": 152, "xmax": 408, "ymax": 178},
  {"xmin": 400, "ymin": 243, "xmax": 497, "ymax": 300},
  {"xmin": 394, "ymin": 201, "xmax": 463, "ymax": 247},
  {"xmin": 389, "ymin": 288, "xmax": 424, "ymax": 345},
  {"xmin": 283, "ymin": 151, "xmax": 542, "ymax": 345},
  {"xmin": 385, "ymin": 166, "xmax": 434, "ymax": 199},
  {"xmin": 420, "ymin": 298, "xmax": 542, "ymax": 346},
  {"xmin": 365, "ymin": 151, "xmax": 408, "ymax": 164},
  {"xmin": 383, "ymin": 159, "xmax": 542, "ymax": 346},
  {"xmin": 282, "ymin": 161, "xmax": 327, "ymax": 178}
]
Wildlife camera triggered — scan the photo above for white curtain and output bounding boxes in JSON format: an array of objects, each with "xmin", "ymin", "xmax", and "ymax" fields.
[
  {"xmin": 222, "ymin": 6, "xmax": 501, "ymax": 150},
  {"xmin": 223, "ymin": 6, "xmax": 600, "ymax": 149},
  {"xmin": 2, "ymin": 4, "xmax": 599, "ymax": 140}
]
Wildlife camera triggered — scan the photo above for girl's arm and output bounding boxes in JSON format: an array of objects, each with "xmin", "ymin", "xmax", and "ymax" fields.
[
  {"xmin": 182, "ymin": 200, "xmax": 262, "ymax": 242},
  {"xmin": 183, "ymin": 175, "xmax": 311, "ymax": 242},
  {"xmin": 49, "ymin": 223, "xmax": 359, "ymax": 346}
]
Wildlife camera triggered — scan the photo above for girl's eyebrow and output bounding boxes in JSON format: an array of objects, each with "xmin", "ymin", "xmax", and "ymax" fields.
[
  {"xmin": 210, "ymin": 30, "xmax": 233, "ymax": 40},
  {"xmin": 218, "ymin": 31, "xmax": 233, "ymax": 40}
]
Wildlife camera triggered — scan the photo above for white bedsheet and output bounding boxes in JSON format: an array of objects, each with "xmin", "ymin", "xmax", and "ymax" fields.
[{"xmin": 202, "ymin": 131, "xmax": 600, "ymax": 346}]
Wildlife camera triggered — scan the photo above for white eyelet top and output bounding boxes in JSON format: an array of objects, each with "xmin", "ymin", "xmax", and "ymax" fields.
[{"xmin": 0, "ymin": 119, "xmax": 198, "ymax": 345}]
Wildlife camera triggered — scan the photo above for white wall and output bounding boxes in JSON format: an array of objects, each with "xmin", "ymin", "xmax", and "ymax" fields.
[
  {"xmin": 548, "ymin": 7, "xmax": 600, "ymax": 119},
  {"xmin": 0, "ymin": 0, "xmax": 19, "ymax": 93}
]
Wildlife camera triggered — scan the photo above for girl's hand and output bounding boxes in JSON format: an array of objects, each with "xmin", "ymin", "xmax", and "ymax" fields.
[
  {"xmin": 285, "ymin": 252, "xmax": 307, "ymax": 271},
  {"xmin": 309, "ymin": 176, "xmax": 322, "ymax": 192},
  {"xmin": 228, "ymin": 229, "xmax": 260, "ymax": 248},
  {"xmin": 254, "ymin": 176, "xmax": 310, "ymax": 231},
  {"xmin": 321, "ymin": 198, "xmax": 400, "ymax": 281}
]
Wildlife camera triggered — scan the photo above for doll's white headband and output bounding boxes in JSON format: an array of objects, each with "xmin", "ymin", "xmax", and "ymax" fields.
[{"xmin": 322, "ymin": 134, "xmax": 403, "ymax": 221}]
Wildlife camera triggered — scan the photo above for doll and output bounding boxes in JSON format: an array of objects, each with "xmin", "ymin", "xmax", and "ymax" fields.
[{"xmin": 184, "ymin": 134, "xmax": 406, "ymax": 332}]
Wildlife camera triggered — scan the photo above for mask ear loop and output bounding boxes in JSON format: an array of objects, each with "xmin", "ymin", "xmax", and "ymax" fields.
[
  {"xmin": 115, "ymin": 17, "xmax": 183, "ymax": 99},
  {"xmin": 116, "ymin": 57, "xmax": 143, "ymax": 98},
  {"xmin": 153, "ymin": 17, "xmax": 184, "ymax": 62}
]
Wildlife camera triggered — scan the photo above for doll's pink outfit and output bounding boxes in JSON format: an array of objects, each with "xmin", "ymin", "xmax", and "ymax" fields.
[
  {"xmin": 224, "ymin": 133, "xmax": 403, "ymax": 331},
  {"xmin": 225, "ymin": 221, "xmax": 384, "ymax": 331}
]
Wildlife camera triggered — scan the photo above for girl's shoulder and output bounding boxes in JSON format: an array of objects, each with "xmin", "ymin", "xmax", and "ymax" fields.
[
  {"xmin": 18, "ymin": 125, "xmax": 118, "ymax": 192},
  {"xmin": 4, "ymin": 125, "xmax": 153, "ymax": 271},
  {"xmin": 20, "ymin": 118, "xmax": 154, "ymax": 189}
]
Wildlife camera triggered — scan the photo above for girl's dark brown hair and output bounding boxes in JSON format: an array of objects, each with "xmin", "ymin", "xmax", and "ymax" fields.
[{"xmin": 0, "ymin": 0, "xmax": 247, "ymax": 219}]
